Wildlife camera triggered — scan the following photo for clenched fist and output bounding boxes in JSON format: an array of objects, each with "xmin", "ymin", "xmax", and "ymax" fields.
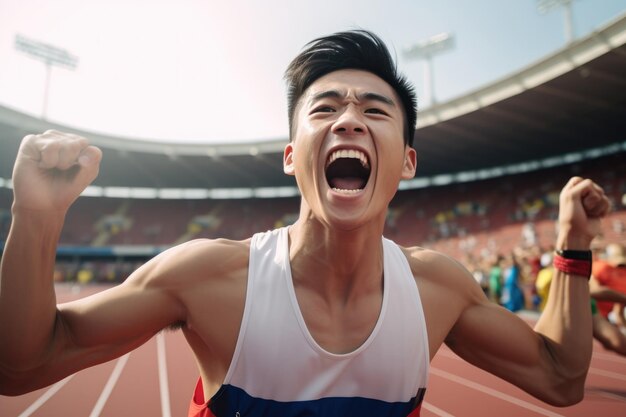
[
  {"xmin": 12, "ymin": 130, "xmax": 102, "ymax": 213},
  {"xmin": 557, "ymin": 176, "xmax": 611, "ymax": 250}
]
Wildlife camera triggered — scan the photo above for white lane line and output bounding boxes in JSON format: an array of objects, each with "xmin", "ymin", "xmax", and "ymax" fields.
[
  {"xmin": 89, "ymin": 353, "xmax": 131, "ymax": 417},
  {"xmin": 592, "ymin": 351, "xmax": 626, "ymax": 364},
  {"xmin": 439, "ymin": 349, "xmax": 626, "ymax": 382},
  {"xmin": 597, "ymin": 391, "xmax": 626, "ymax": 403},
  {"xmin": 441, "ymin": 345, "xmax": 626, "ymax": 365},
  {"xmin": 18, "ymin": 375, "xmax": 74, "ymax": 417},
  {"xmin": 430, "ymin": 368, "xmax": 565, "ymax": 417},
  {"xmin": 588, "ymin": 367, "xmax": 626, "ymax": 382},
  {"xmin": 422, "ymin": 401, "xmax": 457, "ymax": 417},
  {"xmin": 435, "ymin": 349, "xmax": 458, "ymax": 360},
  {"xmin": 157, "ymin": 332, "xmax": 172, "ymax": 417}
]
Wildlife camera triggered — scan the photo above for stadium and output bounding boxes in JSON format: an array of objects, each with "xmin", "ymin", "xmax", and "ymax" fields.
[
  {"xmin": 1, "ymin": 12, "xmax": 625, "ymax": 274},
  {"xmin": 1, "ymin": 8, "xmax": 626, "ymax": 417}
]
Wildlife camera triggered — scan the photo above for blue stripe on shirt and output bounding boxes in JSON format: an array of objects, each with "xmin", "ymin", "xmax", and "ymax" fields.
[{"xmin": 208, "ymin": 384, "xmax": 423, "ymax": 417}]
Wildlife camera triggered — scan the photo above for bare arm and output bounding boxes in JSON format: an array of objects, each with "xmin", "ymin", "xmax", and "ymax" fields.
[
  {"xmin": 0, "ymin": 131, "xmax": 187, "ymax": 395},
  {"xmin": 0, "ymin": 131, "xmax": 100, "ymax": 384},
  {"xmin": 444, "ymin": 177, "xmax": 610, "ymax": 406}
]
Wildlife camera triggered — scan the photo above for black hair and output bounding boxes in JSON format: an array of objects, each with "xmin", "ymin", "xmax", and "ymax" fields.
[{"xmin": 284, "ymin": 29, "xmax": 417, "ymax": 147}]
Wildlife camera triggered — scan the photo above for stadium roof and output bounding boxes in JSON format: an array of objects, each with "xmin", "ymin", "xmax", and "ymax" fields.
[{"xmin": 1, "ymin": 13, "xmax": 625, "ymax": 192}]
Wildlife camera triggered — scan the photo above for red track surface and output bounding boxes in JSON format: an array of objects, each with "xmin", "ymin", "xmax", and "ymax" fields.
[{"xmin": 2, "ymin": 283, "xmax": 625, "ymax": 417}]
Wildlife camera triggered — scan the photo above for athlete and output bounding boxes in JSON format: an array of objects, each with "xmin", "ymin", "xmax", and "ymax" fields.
[{"xmin": 0, "ymin": 31, "xmax": 611, "ymax": 416}]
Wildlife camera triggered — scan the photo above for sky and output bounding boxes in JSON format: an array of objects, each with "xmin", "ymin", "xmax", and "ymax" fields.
[{"xmin": 1, "ymin": 0, "xmax": 625, "ymax": 144}]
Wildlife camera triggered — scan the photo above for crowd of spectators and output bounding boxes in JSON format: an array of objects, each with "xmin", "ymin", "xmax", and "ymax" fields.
[{"xmin": 1, "ymin": 154, "xmax": 624, "ymax": 306}]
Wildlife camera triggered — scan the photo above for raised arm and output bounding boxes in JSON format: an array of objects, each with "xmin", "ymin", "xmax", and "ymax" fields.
[
  {"xmin": 443, "ymin": 177, "xmax": 610, "ymax": 406},
  {"xmin": 0, "ymin": 131, "xmax": 187, "ymax": 395},
  {"xmin": 1, "ymin": 131, "xmax": 102, "ymax": 377}
]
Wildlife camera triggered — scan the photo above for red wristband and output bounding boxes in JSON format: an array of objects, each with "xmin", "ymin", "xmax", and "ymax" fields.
[{"xmin": 553, "ymin": 254, "xmax": 592, "ymax": 279}]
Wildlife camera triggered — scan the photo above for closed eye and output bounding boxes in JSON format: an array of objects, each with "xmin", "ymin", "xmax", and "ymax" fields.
[
  {"xmin": 365, "ymin": 108, "xmax": 388, "ymax": 116},
  {"xmin": 311, "ymin": 106, "xmax": 335, "ymax": 114}
]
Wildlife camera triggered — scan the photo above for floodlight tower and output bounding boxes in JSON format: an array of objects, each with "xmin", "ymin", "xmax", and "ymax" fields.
[
  {"xmin": 14, "ymin": 34, "xmax": 79, "ymax": 120},
  {"xmin": 404, "ymin": 32, "xmax": 455, "ymax": 107},
  {"xmin": 537, "ymin": 0, "xmax": 577, "ymax": 44}
]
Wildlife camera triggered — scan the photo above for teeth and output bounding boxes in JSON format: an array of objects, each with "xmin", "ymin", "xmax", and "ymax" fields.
[
  {"xmin": 331, "ymin": 188, "xmax": 363, "ymax": 194},
  {"xmin": 326, "ymin": 149, "xmax": 369, "ymax": 168}
]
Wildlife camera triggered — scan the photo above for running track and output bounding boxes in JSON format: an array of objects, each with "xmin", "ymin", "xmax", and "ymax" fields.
[{"xmin": 2, "ymin": 283, "xmax": 625, "ymax": 417}]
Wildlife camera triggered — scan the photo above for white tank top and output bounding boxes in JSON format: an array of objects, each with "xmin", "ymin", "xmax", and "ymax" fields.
[{"xmin": 208, "ymin": 227, "xmax": 429, "ymax": 416}]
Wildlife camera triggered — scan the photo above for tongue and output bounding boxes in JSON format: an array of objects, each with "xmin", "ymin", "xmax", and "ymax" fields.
[{"xmin": 330, "ymin": 177, "xmax": 364, "ymax": 190}]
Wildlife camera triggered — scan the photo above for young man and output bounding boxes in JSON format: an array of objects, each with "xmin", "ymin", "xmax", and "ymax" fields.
[{"xmin": 0, "ymin": 30, "xmax": 611, "ymax": 416}]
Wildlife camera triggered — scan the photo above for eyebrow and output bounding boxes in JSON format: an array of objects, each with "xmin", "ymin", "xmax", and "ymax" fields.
[{"xmin": 308, "ymin": 90, "xmax": 396, "ymax": 107}]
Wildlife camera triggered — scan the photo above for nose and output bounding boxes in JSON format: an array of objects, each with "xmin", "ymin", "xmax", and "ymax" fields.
[{"xmin": 331, "ymin": 106, "xmax": 367, "ymax": 136}]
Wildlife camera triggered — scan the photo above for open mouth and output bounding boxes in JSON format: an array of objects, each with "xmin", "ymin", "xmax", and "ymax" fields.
[{"xmin": 325, "ymin": 149, "xmax": 371, "ymax": 193}]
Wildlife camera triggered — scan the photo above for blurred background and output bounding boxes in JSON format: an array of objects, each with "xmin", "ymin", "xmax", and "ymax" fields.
[
  {"xmin": 0, "ymin": 0, "xmax": 625, "ymax": 307},
  {"xmin": 0, "ymin": 0, "xmax": 625, "ymax": 141},
  {"xmin": 2, "ymin": 2, "xmax": 626, "ymax": 416}
]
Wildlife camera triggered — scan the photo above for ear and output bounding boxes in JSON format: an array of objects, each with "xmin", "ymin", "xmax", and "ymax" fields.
[
  {"xmin": 283, "ymin": 143, "xmax": 295, "ymax": 176},
  {"xmin": 401, "ymin": 147, "xmax": 417, "ymax": 179}
]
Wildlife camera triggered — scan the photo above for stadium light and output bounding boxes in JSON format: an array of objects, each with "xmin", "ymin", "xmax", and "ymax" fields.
[
  {"xmin": 403, "ymin": 32, "xmax": 455, "ymax": 107},
  {"xmin": 14, "ymin": 34, "xmax": 79, "ymax": 119},
  {"xmin": 537, "ymin": 0, "xmax": 577, "ymax": 44}
]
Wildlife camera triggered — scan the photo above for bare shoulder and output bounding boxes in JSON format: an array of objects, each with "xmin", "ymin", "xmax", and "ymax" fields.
[
  {"xmin": 399, "ymin": 245, "xmax": 480, "ymax": 296},
  {"xmin": 397, "ymin": 245, "xmax": 488, "ymax": 357},
  {"xmin": 125, "ymin": 237, "xmax": 251, "ymax": 292}
]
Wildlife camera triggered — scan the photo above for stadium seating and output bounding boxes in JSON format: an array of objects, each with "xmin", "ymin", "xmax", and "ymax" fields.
[{"xmin": 1, "ymin": 152, "xmax": 624, "ymax": 283}]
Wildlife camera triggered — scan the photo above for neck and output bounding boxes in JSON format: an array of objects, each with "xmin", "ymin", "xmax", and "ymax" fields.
[{"xmin": 287, "ymin": 208, "xmax": 385, "ymax": 300}]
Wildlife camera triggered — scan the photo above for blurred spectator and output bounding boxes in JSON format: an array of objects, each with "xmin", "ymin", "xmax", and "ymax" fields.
[
  {"xmin": 590, "ymin": 243, "xmax": 626, "ymax": 355},
  {"xmin": 466, "ymin": 255, "xmax": 489, "ymax": 297},
  {"xmin": 535, "ymin": 252, "xmax": 553, "ymax": 312},
  {"xmin": 501, "ymin": 254, "xmax": 525, "ymax": 312},
  {"xmin": 488, "ymin": 255, "xmax": 503, "ymax": 304},
  {"xmin": 53, "ymin": 268, "xmax": 65, "ymax": 283},
  {"xmin": 522, "ymin": 222, "xmax": 537, "ymax": 247},
  {"xmin": 77, "ymin": 263, "xmax": 94, "ymax": 284},
  {"xmin": 591, "ymin": 243, "xmax": 626, "ymax": 321}
]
